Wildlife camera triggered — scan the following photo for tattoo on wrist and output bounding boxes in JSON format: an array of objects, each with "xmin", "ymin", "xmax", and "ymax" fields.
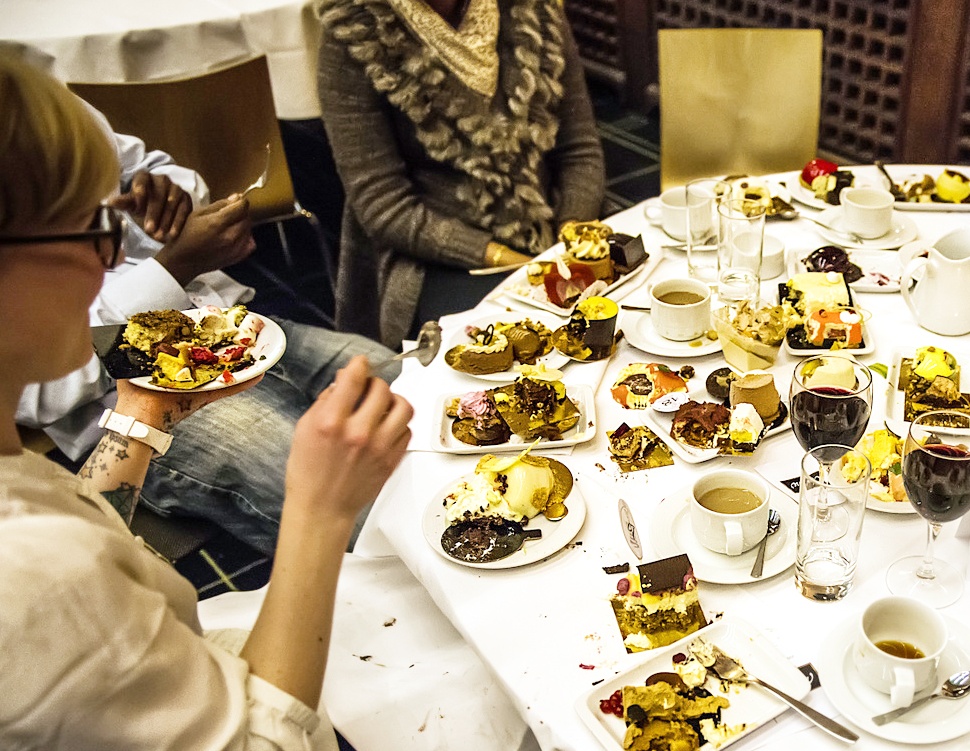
[{"xmin": 102, "ymin": 482, "xmax": 141, "ymax": 524}]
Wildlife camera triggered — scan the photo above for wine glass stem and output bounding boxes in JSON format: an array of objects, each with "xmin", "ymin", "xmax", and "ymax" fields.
[{"xmin": 917, "ymin": 521, "xmax": 943, "ymax": 580}]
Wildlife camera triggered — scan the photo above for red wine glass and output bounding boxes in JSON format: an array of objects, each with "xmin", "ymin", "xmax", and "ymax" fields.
[
  {"xmin": 886, "ymin": 410, "xmax": 970, "ymax": 608},
  {"xmin": 790, "ymin": 355, "xmax": 873, "ymax": 453}
]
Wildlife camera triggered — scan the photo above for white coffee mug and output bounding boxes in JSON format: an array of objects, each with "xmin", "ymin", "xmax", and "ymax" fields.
[
  {"xmin": 645, "ymin": 187, "xmax": 688, "ymax": 241},
  {"xmin": 841, "ymin": 187, "xmax": 894, "ymax": 239},
  {"xmin": 649, "ymin": 278, "xmax": 711, "ymax": 341},
  {"xmin": 854, "ymin": 596, "xmax": 947, "ymax": 709},
  {"xmin": 690, "ymin": 470, "xmax": 770, "ymax": 556}
]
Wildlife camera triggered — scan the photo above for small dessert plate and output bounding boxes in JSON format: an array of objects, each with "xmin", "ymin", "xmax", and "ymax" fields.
[
  {"xmin": 816, "ymin": 614, "xmax": 970, "ymax": 744},
  {"xmin": 648, "ymin": 489, "xmax": 798, "ymax": 583},
  {"xmin": 422, "ymin": 477, "xmax": 586, "ymax": 570},
  {"xmin": 433, "ymin": 385, "xmax": 596, "ymax": 454},
  {"xmin": 501, "ymin": 247, "xmax": 663, "ymax": 316},
  {"xmin": 576, "ymin": 616, "xmax": 811, "ymax": 751},
  {"xmin": 623, "ymin": 311, "xmax": 722, "ymax": 358},
  {"xmin": 93, "ymin": 309, "xmax": 286, "ymax": 393},
  {"xmin": 643, "ymin": 401, "xmax": 790, "ymax": 464},
  {"xmin": 441, "ymin": 312, "xmax": 569, "ymax": 382},
  {"xmin": 786, "ymin": 247, "xmax": 901, "ymax": 294},
  {"xmin": 813, "ymin": 206, "xmax": 918, "ymax": 250},
  {"xmin": 782, "ymin": 315, "xmax": 876, "ymax": 356}
]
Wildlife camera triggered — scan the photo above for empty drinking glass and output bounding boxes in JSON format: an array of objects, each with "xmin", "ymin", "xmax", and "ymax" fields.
[
  {"xmin": 717, "ymin": 198, "xmax": 765, "ymax": 307},
  {"xmin": 685, "ymin": 178, "xmax": 730, "ymax": 283}
]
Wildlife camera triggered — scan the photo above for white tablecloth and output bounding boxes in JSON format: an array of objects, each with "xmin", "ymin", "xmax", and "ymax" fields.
[
  {"xmin": 0, "ymin": 0, "xmax": 320, "ymax": 119},
  {"xmin": 356, "ymin": 168, "xmax": 970, "ymax": 750}
]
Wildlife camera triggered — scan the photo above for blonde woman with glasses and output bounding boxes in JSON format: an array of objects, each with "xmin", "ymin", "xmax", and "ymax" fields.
[{"xmin": 0, "ymin": 56, "xmax": 412, "ymax": 749}]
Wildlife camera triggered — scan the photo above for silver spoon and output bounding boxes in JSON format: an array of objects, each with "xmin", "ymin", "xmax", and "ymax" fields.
[
  {"xmin": 241, "ymin": 143, "xmax": 271, "ymax": 198},
  {"xmin": 372, "ymin": 321, "xmax": 442, "ymax": 371},
  {"xmin": 774, "ymin": 207, "xmax": 866, "ymax": 244},
  {"xmin": 871, "ymin": 670, "xmax": 970, "ymax": 726},
  {"xmin": 750, "ymin": 508, "xmax": 781, "ymax": 578}
]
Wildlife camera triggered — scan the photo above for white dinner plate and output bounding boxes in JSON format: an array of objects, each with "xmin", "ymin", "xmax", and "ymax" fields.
[
  {"xmin": 812, "ymin": 207, "xmax": 918, "ymax": 250},
  {"xmin": 789, "ymin": 164, "xmax": 970, "ymax": 213},
  {"xmin": 502, "ymin": 246, "xmax": 663, "ymax": 316},
  {"xmin": 785, "ymin": 247, "xmax": 900, "ymax": 294},
  {"xmin": 647, "ymin": 488, "xmax": 798, "ymax": 583},
  {"xmin": 816, "ymin": 614, "xmax": 970, "ymax": 744},
  {"xmin": 623, "ymin": 312, "xmax": 722, "ymax": 358},
  {"xmin": 433, "ymin": 385, "xmax": 596, "ymax": 454},
  {"xmin": 643, "ymin": 401, "xmax": 790, "ymax": 464},
  {"xmin": 130, "ymin": 310, "xmax": 286, "ymax": 392},
  {"xmin": 441, "ymin": 312, "xmax": 569, "ymax": 381},
  {"xmin": 422, "ymin": 473, "xmax": 586, "ymax": 569},
  {"xmin": 576, "ymin": 616, "xmax": 811, "ymax": 751}
]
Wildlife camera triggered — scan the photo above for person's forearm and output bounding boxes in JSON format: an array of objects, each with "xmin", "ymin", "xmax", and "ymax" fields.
[
  {"xmin": 78, "ymin": 430, "xmax": 156, "ymax": 524},
  {"xmin": 241, "ymin": 500, "xmax": 356, "ymax": 707}
]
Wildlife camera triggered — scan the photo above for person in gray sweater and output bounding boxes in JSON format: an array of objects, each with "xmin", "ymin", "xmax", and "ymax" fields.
[{"xmin": 318, "ymin": 0, "xmax": 606, "ymax": 349}]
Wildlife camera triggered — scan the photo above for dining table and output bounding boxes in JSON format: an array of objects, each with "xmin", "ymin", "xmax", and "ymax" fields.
[
  {"xmin": 0, "ymin": 0, "xmax": 320, "ymax": 119},
  {"xmin": 352, "ymin": 165, "xmax": 970, "ymax": 751}
]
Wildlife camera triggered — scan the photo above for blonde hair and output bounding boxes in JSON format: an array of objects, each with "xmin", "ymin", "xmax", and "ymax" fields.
[{"xmin": 0, "ymin": 55, "xmax": 118, "ymax": 234}]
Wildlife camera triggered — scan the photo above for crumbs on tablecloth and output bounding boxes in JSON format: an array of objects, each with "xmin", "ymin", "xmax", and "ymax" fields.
[
  {"xmin": 603, "ymin": 562, "xmax": 630, "ymax": 574},
  {"xmin": 595, "ymin": 462, "xmax": 606, "ymax": 472},
  {"xmin": 579, "ymin": 663, "xmax": 596, "ymax": 670},
  {"xmin": 384, "ymin": 618, "xmax": 397, "ymax": 627}
]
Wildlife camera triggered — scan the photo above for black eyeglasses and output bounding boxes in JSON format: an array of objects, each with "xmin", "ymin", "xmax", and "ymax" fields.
[{"xmin": 0, "ymin": 205, "xmax": 126, "ymax": 269}]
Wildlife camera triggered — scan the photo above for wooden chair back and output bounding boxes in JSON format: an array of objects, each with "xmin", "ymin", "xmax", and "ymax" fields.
[
  {"xmin": 69, "ymin": 56, "xmax": 296, "ymax": 224},
  {"xmin": 658, "ymin": 28, "xmax": 823, "ymax": 190}
]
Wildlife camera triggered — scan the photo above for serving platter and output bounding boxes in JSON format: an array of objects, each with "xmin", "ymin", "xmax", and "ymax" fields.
[
  {"xmin": 576, "ymin": 617, "xmax": 811, "ymax": 751},
  {"xmin": 433, "ymin": 385, "xmax": 596, "ymax": 454}
]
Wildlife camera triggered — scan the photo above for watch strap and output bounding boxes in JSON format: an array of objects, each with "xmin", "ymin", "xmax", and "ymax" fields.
[{"xmin": 98, "ymin": 409, "xmax": 173, "ymax": 456}]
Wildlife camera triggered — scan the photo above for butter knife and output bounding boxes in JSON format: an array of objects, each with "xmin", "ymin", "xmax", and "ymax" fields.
[{"xmin": 618, "ymin": 497, "xmax": 643, "ymax": 560}]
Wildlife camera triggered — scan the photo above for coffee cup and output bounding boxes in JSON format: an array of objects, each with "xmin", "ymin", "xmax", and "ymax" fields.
[
  {"xmin": 841, "ymin": 187, "xmax": 894, "ymax": 239},
  {"xmin": 854, "ymin": 596, "xmax": 947, "ymax": 709},
  {"xmin": 690, "ymin": 470, "xmax": 770, "ymax": 555},
  {"xmin": 645, "ymin": 187, "xmax": 688, "ymax": 241},
  {"xmin": 649, "ymin": 278, "xmax": 711, "ymax": 341}
]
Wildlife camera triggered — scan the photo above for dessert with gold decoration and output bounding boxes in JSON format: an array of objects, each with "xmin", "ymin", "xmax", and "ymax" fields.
[
  {"xmin": 607, "ymin": 423, "xmax": 674, "ymax": 471},
  {"xmin": 897, "ymin": 346, "xmax": 970, "ymax": 421},
  {"xmin": 444, "ymin": 319, "xmax": 553, "ymax": 375},
  {"xmin": 611, "ymin": 363, "xmax": 691, "ymax": 409},
  {"xmin": 552, "ymin": 296, "xmax": 619, "ymax": 361}
]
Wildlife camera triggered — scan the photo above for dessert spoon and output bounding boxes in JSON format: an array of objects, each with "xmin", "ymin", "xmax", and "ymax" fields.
[
  {"xmin": 240, "ymin": 143, "xmax": 271, "ymax": 198},
  {"xmin": 871, "ymin": 670, "xmax": 970, "ymax": 725},
  {"xmin": 749, "ymin": 508, "xmax": 781, "ymax": 578},
  {"xmin": 874, "ymin": 160, "xmax": 906, "ymax": 201},
  {"xmin": 774, "ymin": 207, "xmax": 867, "ymax": 244},
  {"xmin": 372, "ymin": 321, "xmax": 442, "ymax": 371}
]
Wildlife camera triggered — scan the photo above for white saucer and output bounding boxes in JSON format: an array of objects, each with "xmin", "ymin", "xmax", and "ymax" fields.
[
  {"xmin": 623, "ymin": 312, "xmax": 722, "ymax": 358},
  {"xmin": 814, "ymin": 207, "xmax": 918, "ymax": 250},
  {"xmin": 816, "ymin": 614, "xmax": 970, "ymax": 744},
  {"xmin": 647, "ymin": 488, "xmax": 798, "ymax": 584}
]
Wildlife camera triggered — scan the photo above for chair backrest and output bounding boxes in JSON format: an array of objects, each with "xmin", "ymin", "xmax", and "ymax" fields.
[
  {"xmin": 658, "ymin": 28, "xmax": 823, "ymax": 191},
  {"xmin": 69, "ymin": 56, "xmax": 296, "ymax": 224}
]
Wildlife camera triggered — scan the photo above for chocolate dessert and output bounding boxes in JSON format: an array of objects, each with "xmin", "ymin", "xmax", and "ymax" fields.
[
  {"xmin": 670, "ymin": 401, "xmax": 731, "ymax": 449},
  {"xmin": 490, "ymin": 376, "xmax": 580, "ymax": 440},
  {"xmin": 802, "ymin": 245, "xmax": 863, "ymax": 284},
  {"xmin": 444, "ymin": 325, "xmax": 514, "ymax": 375},
  {"xmin": 729, "ymin": 371, "xmax": 780, "ymax": 422},
  {"xmin": 611, "ymin": 363, "xmax": 689, "ymax": 409},
  {"xmin": 607, "ymin": 423, "xmax": 674, "ymax": 471}
]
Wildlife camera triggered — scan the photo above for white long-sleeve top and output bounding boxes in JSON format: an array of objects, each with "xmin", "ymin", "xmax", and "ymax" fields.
[
  {"xmin": 15, "ymin": 111, "xmax": 254, "ymax": 459},
  {"xmin": 0, "ymin": 449, "xmax": 336, "ymax": 750}
]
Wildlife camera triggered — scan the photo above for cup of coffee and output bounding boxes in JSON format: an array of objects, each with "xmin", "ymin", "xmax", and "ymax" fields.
[
  {"xmin": 644, "ymin": 187, "xmax": 688, "ymax": 241},
  {"xmin": 841, "ymin": 187, "xmax": 894, "ymax": 239},
  {"xmin": 690, "ymin": 469, "xmax": 770, "ymax": 555},
  {"xmin": 649, "ymin": 278, "xmax": 712, "ymax": 341},
  {"xmin": 854, "ymin": 596, "xmax": 947, "ymax": 708}
]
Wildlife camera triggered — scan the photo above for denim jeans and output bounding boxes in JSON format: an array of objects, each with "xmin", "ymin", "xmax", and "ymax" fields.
[{"xmin": 140, "ymin": 319, "xmax": 398, "ymax": 555}]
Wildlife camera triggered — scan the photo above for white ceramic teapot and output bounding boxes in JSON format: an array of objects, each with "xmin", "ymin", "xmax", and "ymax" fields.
[{"xmin": 899, "ymin": 228, "xmax": 970, "ymax": 336}]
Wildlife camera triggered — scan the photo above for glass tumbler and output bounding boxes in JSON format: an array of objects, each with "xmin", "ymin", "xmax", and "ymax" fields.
[
  {"xmin": 717, "ymin": 198, "xmax": 766, "ymax": 307},
  {"xmin": 685, "ymin": 178, "xmax": 730, "ymax": 283},
  {"xmin": 795, "ymin": 444, "xmax": 871, "ymax": 601}
]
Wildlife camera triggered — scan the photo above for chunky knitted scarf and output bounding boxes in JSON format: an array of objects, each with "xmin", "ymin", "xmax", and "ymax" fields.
[{"xmin": 320, "ymin": 0, "xmax": 566, "ymax": 254}]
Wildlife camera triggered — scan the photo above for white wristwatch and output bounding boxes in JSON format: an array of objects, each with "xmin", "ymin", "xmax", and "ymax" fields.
[{"xmin": 98, "ymin": 409, "xmax": 173, "ymax": 456}]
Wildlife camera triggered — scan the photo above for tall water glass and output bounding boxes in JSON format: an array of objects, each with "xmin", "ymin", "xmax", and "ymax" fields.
[
  {"xmin": 795, "ymin": 444, "xmax": 871, "ymax": 601},
  {"xmin": 717, "ymin": 198, "xmax": 765, "ymax": 307},
  {"xmin": 685, "ymin": 178, "xmax": 730, "ymax": 283},
  {"xmin": 886, "ymin": 411, "xmax": 970, "ymax": 608}
]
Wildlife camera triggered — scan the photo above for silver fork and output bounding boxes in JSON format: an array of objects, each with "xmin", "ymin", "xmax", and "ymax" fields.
[
  {"xmin": 709, "ymin": 647, "xmax": 859, "ymax": 743},
  {"xmin": 241, "ymin": 143, "xmax": 271, "ymax": 198}
]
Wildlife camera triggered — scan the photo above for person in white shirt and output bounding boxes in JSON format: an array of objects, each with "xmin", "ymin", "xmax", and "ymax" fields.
[
  {"xmin": 0, "ymin": 54, "xmax": 412, "ymax": 749},
  {"xmin": 16, "ymin": 103, "xmax": 398, "ymax": 552}
]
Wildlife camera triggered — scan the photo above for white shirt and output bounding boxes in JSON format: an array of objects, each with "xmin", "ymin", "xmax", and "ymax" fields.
[{"xmin": 0, "ymin": 449, "xmax": 336, "ymax": 751}]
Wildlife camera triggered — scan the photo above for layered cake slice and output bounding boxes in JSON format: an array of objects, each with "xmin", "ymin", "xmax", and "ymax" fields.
[{"xmin": 610, "ymin": 554, "xmax": 707, "ymax": 653}]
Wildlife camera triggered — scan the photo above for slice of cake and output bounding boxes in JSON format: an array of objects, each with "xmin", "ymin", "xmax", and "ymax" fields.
[
  {"xmin": 560, "ymin": 220, "xmax": 615, "ymax": 282},
  {"xmin": 444, "ymin": 327, "xmax": 514, "ymax": 375},
  {"xmin": 490, "ymin": 374, "xmax": 580, "ymax": 439},
  {"xmin": 607, "ymin": 423, "xmax": 674, "ymax": 472},
  {"xmin": 610, "ymin": 554, "xmax": 707, "ymax": 653},
  {"xmin": 805, "ymin": 308, "xmax": 864, "ymax": 347},
  {"xmin": 785, "ymin": 271, "xmax": 850, "ymax": 314}
]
